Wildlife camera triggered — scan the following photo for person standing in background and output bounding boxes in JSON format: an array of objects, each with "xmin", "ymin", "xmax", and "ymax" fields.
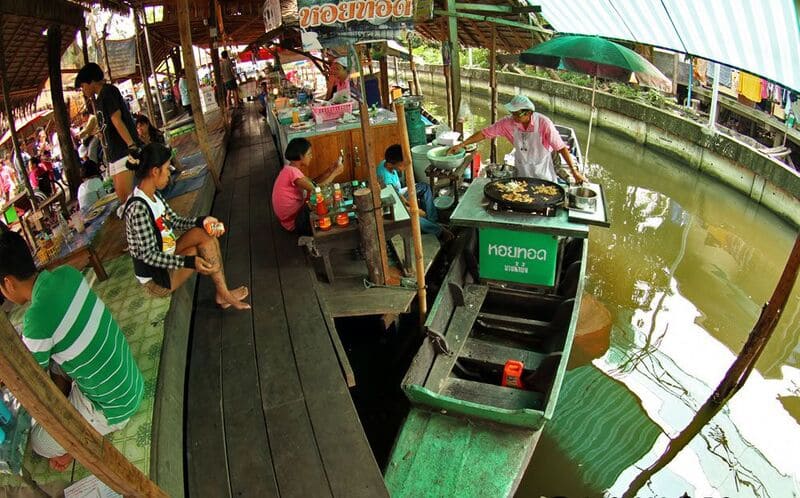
[
  {"xmin": 75, "ymin": 63, "xmax": 142, "ymax": 215},
  {"xmin": 178, "ymin": 70, "xmax": 192, "ymax": 116},
  {"xmin": 220, "ymin": 51, "xmax": 240, "ymax": 110}
]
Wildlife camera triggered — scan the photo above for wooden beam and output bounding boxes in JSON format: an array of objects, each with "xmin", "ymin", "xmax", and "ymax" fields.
[
  {"xmin": 140, "ymin": 9, "xmax": 168, "ymax": 127},
  {"xmin": 379, "ymin": 43, "xmax": 390, "ymax": 108},
  {"xmin": 80, "ymin": 27, "xmax": 89, "ymax": 65},
  {"xmin": 0, "ymin": 13, "xmax": 36, "ymax": 207},
  {"xmin": 134, "ymin": 14, "xmax": 157, "ymax": 124},
  {"xmin": 433, "ymin": 9, "xmax": 552, "ymax": 35},
  {"xmin": 0, "ymin": 313, "xmax": 167, "ymax": 496},
  {"xmin": 177, "ymin": 0, "xmax": 221, "ymax": 189},
  {"xmin": 454, "ymin": 3, "xmax": 541, "ymax": 14},
  {"xmin": 48, "ymin": 24, "xmax": 81, "ymax": 199}
]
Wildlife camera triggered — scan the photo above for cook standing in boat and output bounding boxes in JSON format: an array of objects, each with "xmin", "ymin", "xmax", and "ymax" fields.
[{"xmin": 447, "ymin": 95, "xmax": 586, "ymax": 184}]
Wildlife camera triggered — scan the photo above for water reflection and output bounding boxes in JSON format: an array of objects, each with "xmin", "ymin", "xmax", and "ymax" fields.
[{"xmin": 413, "ymin": 81, "xmax": 800, "ymax": 496}]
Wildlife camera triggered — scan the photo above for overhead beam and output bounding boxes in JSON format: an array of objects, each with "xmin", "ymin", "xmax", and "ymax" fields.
[
  {"xmin": 1, "ymin": 0, "xmax": 85, "ymax": 28},
  {"xmin": 433, "ymin": 9, "xmax": 552, "ymax": 35},
  {"xmin": 454, "ymin": 3, "xmax": 541, "ymax": 14}
]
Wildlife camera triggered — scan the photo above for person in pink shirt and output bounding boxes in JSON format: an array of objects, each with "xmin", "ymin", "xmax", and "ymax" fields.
[
  {"xmin": 448, "ymin": 95, "xmax": 585, "ymax": 183},
  {"xmin": 0, "ymin": 159, "xmax": 17, "ymax": 203},
  {"xmin": 272, "ymin": 138, "xmax": 344, "ymax": 235}
]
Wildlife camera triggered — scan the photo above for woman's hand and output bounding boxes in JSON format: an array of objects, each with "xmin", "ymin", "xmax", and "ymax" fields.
[
  {"xmin": 446, "ymin": 145, "xmax": 464, "ymax": 156},
  {"xmin": 195, "ymin": 256, "xmax": 219, "ymax": 275},
  {"xmin": 572, "ymin": 170, "xmax": 587, "ymax": 185}
]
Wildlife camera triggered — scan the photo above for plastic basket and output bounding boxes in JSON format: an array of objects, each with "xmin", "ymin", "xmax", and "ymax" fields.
[
  {"xmin": 35, "ymin": 235, "xmax": 62, "ymax": 266},
  {"xmin": 312, "ymin": 101, "xmax": 355, "ymax": 122}
]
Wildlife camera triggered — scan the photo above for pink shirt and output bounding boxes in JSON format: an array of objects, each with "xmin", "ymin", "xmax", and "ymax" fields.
[
  {"xmin": 271, "ymin": 165, "xmax": 307, "ymax": 231},
  {"xmin": 482, "ymin": 115, "xmax": 566, "ymax": 152}
]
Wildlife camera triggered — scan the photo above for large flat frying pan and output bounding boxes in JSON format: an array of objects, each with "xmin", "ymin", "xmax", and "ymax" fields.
[{"xmin": 484, "ymin": 177, "xmax": 565, "ymax": 212}]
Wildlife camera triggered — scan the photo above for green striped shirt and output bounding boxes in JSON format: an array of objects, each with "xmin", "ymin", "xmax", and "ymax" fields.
[{"xmin": 22, "ymin": 267, "xmax": 143, "ymax": 425}]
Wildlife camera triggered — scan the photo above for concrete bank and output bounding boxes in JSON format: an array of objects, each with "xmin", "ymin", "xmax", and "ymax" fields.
[{"xmin": 394, "ymin": 64, "xmax": 800, "ymax": 226}]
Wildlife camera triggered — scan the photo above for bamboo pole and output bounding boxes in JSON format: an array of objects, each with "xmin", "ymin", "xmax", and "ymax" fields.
[
  {"xmin": 622, "ymin": 232, "xmax": 800, "ymax": 498},
  {"xmin": 394, "ymin": 102, "xmax": 427, "ymax": 325},
  {"xmin": 379, "ymin": 44, "xmax": 390, "ymax": 108},
  {"xmin": 354, "ymin": 188, "xmax": 383, "ymax": 285},
  {"xmin": 584, "ymin": 74, "xmax": 597, "ymax": 165},
  {"xmin": 140, "ymin": 10, "xmax": 167, "ymax": 128},
  {"xmin": 0, "ymin": 14, "xmax": 36, "ymax": 208},
  {"xmin": 0, "ymin": 314, "xmax": 168, "ymax": 497},
  {"xmin": 489, "ymin": 24, "xmax": 498, "ymax": 164},
  {"xmin": 407, "ymin": 35, "xmax": 420, "ymax": 95},
  {"xmin": 101, "ymin": 24, "xmax": 112, "ymax": 81},
  {"xmin": 80, "ymin": 27, "xmax": 90, "ymax": 65},
  {"xmin": 177, "ymin": 0, "xmax": 221, "ymax": 190},
  {"xmin": 358, "ymin": 101, "xmax": 390, "ymax": 284},
  {"xmin": 446, "ymin": 0, "xmax": 462, "ymax": 134},
  {"xmin": 47, "ymin": 24, "xmax": 82, "ymax": 198}
]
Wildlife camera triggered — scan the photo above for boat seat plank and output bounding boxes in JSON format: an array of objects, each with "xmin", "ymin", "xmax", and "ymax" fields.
[
  {"xmin": 424, "ymin": 284, "xmax": 489, "ymax": 393},
  {"xmin": 441, "ymin": 378, "xmax": 546, "ymax": 411},
  {"xmin": 461, "ymin": 337, "xmax": 546, "ymax": 369}
]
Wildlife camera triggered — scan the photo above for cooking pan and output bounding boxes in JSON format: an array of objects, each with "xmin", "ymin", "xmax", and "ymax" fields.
[{"xmin": 484, "ymin": 177, "xmax": 565, "ymax": 212}]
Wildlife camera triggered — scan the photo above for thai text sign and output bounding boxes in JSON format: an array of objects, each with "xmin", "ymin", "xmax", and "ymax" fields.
[
  {"xmin": 299, "ymin": 0, "xmax": 413, "ymax": 29},
  {"xmin": 479, "ymin": 228, "xmax": 559, "ymax": 286},
  {"xmin": 104, "ymin": 38, "xmax": 137, "ymax": 79}
]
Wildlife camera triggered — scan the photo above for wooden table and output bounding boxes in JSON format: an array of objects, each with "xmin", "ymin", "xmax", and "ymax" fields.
[
  {"xmin": 45, "ymin": 244, "xmax": 109, "ymax": 281},
  {"xmin": 311, "ymin": 186, "xmax": 413, "ymax": 283}
]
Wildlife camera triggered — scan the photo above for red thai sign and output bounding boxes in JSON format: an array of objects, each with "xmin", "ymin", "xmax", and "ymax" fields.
[{"xmin": 298, "ymin": 0, "xmax": 414, "ymax": 29}]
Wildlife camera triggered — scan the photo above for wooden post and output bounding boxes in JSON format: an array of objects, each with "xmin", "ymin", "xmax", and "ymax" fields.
[
  {"xmin": 80, "ymin": 27, "xmax": 90, "ymax": 65},
  {"xmin": 140, "ymin": 10, "xmax": 168, "ymax": 127},
  {"xmin": 489, "ymin": 24, "xmax": 498, "ymax": 164},
  {"xmin": 47, "ymin": 24, "xmax": 82, "ymax": 198},
  {"xmin": 379, "ymin": 44, "xmax": 390, "ymax": 108},
  {"xmin": 443, "ymin": 60, "xmax": 453, "ymax": 127},
  {"xmin": 354, "ymin": 188, "xmax": 383, "ymax": 285},
  {"xmin": 358, "ymin": 102, "xmax": 391, "ymax": 284},
  {"xmin": 0, "ymin": 314, "xmax": 168, "ymax": 496},
  {"xmin": 101, "ymin": 25, "xmax": 112, "ymax": 81},
  {"xmin": 177, "ymin": 0, "xmax": 221, "ymax": 189},
  {"xmin": 0, "ymin": 14, "xmax": 36, "ymax": 207},
  {"xmin": 622, "ymin": 232, "xmax": 800, "ymax": 498},
  {"xmin": 446, "ymin": 0, "xmax": 462, "ymax": 134},
  {"xmin": 407, "ymin": 34, "xmax": 420, "ymax": 95},
  {"xmin": 209, "ymin": 47, "xmax": 228, "ymax": 127},
  {"xmin": 133, "ymin": 13, "xmax": 156, "ymax": 123},
  {"xmin": 394, "ymin": 102, "xmax": 427, "ymax": 325}
]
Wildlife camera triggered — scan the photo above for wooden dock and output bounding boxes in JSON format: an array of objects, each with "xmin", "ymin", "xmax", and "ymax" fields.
[{"xmin": 185, "ymin": 108, "xmax": 389, "ymax": 497}]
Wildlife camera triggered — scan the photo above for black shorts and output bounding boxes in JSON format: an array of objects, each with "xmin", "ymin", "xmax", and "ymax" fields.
[{"xmin": 224, "ymin": 79, "xmax": 238, "ymax": 91}]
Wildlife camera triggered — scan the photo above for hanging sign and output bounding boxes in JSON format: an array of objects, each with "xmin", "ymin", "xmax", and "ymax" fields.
[
  {"xmin": 104, "ymin": 38, "xmax": 137, "ymax": 79},
  {"xmin": 262, "ymin": 0, "xmax": 282, "ymax": 32},
  {"xmin": 296, "ymin": 0, "xmax": 413, "ymax": 46},
  {"xmin": 299, "ymin": 0, "xmax": 413, "ymax": 29}
]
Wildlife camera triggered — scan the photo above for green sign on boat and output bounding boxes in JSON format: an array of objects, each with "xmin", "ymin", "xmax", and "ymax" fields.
[{"xmin": 479, "ymin": 228, "xmax": 558, "ymax": 286}]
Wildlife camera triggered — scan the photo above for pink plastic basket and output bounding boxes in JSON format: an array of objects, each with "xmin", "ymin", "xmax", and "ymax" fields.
[{"xmin": 312, "ymin": 101, "xmax": 355, "ymax": 122}]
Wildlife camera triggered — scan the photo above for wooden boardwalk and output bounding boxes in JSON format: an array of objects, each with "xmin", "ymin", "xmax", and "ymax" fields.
[{"xmin": 185, "ymin": 108, "xmax": 389, "ymax": 497}]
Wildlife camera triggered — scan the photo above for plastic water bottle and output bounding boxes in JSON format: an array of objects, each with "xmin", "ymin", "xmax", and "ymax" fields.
[{"xmin": 333, "ymin": 183, "xmax": 343, "ymax": 210}]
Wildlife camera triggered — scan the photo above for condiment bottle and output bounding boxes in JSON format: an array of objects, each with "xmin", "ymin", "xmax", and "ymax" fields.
[
  {"xmin": 292, "ymin": 109, "xmax": 300, "ymax": 124},
  {"xmin": 315, "ymin": 187, "xmax": 328, "ymax": 215},
  {"xmin": 318, "ymin": 214, "xmax": 332, "ymax": 231},
  {"xmin": 335, "ymin": 212, "xmax": 349, "ymax": 227},
  {"xmin": 333, "ymin": 183, "xmax": 343, "ymax": 209}
]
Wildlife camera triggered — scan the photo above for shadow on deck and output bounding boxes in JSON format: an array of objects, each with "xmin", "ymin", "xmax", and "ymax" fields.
[{"xmin": 185, "ymin": 108, "xmax": 388, "ymax": 497}]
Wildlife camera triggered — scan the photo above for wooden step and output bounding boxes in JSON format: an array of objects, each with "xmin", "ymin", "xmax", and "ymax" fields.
[
  {"xmin": 461, "ymin": 337, "xmax": 547, "ymax": 369},
  {"xmin": 441, "ymin": 378, "xmax": 545, "ymax": 411}
]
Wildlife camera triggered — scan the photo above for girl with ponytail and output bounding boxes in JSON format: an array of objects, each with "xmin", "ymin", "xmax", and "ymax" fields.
[{"xmin": 123, "ymin": 143, "xmax": 249, "ymax": 309}]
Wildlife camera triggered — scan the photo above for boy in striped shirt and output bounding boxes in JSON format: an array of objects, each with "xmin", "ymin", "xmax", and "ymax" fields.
[{"xmin": 0, "ymin": 231, "xmax": 143, "ymax": 471}]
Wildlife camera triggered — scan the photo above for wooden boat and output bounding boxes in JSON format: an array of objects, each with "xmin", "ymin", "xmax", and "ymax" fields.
[{"xmin": 385, "ymin": 126, "xmax": 606, "ymax": 497}]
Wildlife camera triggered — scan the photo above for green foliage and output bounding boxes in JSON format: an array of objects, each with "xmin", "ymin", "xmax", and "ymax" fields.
[
  {"xmin": 642, "ymin": 89, "xmax": 669, "ymax": 109},
  {"xmin": 608, "ymin": 83, "xmax": 639, "ymax": 99},
  {"xmin": 557, "ymin": 71, "xmax": 593, "ymax": 87}
]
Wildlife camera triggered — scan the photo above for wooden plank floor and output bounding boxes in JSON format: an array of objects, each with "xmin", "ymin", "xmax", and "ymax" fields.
[{"xmin": 185, "ymin": 107, "xmax": 389, "ymax": 498}]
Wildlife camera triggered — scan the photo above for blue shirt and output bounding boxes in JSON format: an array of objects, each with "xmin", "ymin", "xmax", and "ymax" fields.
[{"xmin": 376, "ymin": 160, "xmax": 401, "ymax": 190}]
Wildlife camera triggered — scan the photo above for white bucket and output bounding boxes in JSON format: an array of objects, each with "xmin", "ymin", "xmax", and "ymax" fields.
[{"xmin": 411, "ymin": 144, "xmax": 434, "ymax": 184}]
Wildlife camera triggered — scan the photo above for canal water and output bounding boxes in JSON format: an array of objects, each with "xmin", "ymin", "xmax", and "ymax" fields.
[{"xmin": 417, "ymin": 81, "xmax": 800, "ymax": 497}]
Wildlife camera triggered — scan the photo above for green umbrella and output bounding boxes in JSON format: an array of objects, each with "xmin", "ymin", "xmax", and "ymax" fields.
[{"xmin": 520, "ymin": 35, "xmax": 671, "ymax": 164}]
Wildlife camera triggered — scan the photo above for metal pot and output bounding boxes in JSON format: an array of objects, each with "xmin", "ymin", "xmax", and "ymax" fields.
[
  {"xmin": 568, "ymin": 186, "xmax": 598, "ymax": 212},
  {"xmin": 485, "ymin": 163, "xmax": 516, "ymax": 180}
]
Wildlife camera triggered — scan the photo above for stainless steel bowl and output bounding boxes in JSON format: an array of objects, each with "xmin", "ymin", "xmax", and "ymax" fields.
[
  {"xmin": 569, "ymin": 186, "xmax": 598, "ymax": 211},
  {"xmin": 485, "ymin": 163, "xmax": 516, "ymax": 180}
]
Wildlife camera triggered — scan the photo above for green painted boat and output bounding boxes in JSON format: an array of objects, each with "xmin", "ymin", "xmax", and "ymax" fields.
[{"xmin": 385, "ymin": 229, "xmax": 588, "ymax": 497}]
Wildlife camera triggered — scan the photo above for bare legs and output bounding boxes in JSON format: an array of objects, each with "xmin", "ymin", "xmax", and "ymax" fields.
[
  {"xmin": 113, "ymin": 170, "xmax": 134, "ymax": 205},
  {"xmin": 176, "ymin": 227, "xmax": 250, "ymax": 310}
]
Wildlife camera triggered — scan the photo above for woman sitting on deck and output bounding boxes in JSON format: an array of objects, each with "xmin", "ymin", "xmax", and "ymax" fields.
[
  {"xmin": 272, "ymin": 137, "xmax": 344, "ymax": 235},
  {"xmin": 124, "ymin": 143, "xmax": 250, "ymax": 309}
]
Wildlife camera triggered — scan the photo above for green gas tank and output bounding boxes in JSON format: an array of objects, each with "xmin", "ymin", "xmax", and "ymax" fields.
[{"xmin": 405, "ymin": 106, "xmax": 427, "ymax": 147}]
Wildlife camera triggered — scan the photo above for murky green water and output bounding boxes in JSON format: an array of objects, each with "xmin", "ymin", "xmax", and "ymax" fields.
[{"xmin": 418, "ymin": 81, "xmax": 800, "ymax": 497}]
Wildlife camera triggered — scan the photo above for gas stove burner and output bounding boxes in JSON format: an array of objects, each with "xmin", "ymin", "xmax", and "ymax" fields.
[{"xmin": 487, "ymin": 201, "xmax": 559, "ymax": 216}]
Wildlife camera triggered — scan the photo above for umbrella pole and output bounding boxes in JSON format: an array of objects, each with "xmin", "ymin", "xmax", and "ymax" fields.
[{"xmin": 584, "ymin": 74, "xmax": 597, "ymax": 167}]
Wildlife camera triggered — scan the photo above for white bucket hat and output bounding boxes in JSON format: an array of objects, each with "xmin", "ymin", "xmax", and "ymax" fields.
[
  {"xmin": 334, "ymin": 57, "xmax": 349, "ymax": 70},
  {"xmin": 503, "ymin": 95, "xmax": 535, "ymax": 113}
]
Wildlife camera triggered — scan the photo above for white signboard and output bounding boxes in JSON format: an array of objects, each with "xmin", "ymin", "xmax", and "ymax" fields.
[{"xmin": 263, "ymin": 0, "xmax": 282, "ymax": 32}]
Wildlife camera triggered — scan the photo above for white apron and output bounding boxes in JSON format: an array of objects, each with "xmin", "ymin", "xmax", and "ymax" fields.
[{"xmin": 513, "ymin": 114, "xmax": 557, "ymax": 182}]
